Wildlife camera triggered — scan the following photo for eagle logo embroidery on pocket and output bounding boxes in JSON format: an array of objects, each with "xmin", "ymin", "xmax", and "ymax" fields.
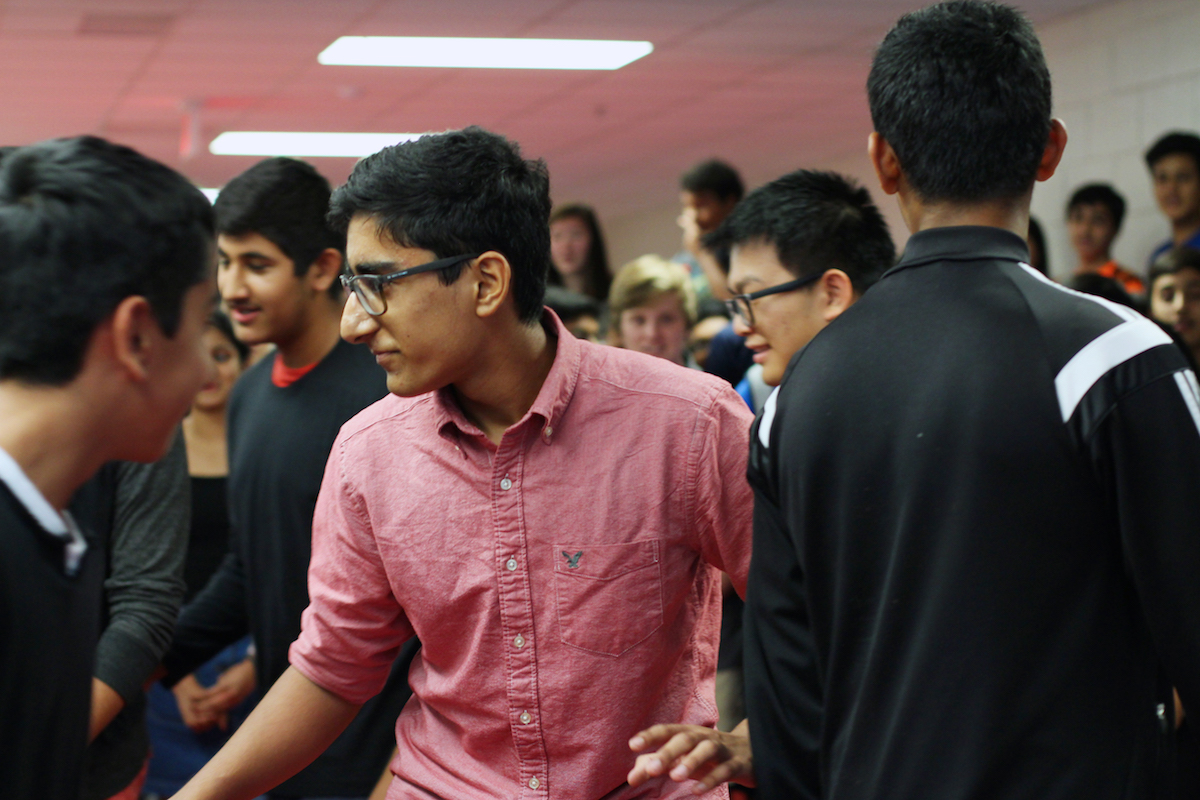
[{"xmin": 562, "ymin": 550, "xmax": 583, "ymax": 569}]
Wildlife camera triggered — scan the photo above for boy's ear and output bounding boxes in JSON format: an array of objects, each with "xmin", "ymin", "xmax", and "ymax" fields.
[
  {"xmin": 109, "ymin": 295, "xmax": 156, "ymax": 383},
  {"xmin": 472, "ymin": 251, "xmax": 513, "ymax": 319},
  {"xmin": 819, "ymin": 269, "xmax": 856, "ymax": 322},
  {"xmin": 868, "ymin": 132, "xmax": 902, "ymax": 196},
  {"xmin": 306, "ymin": 248, "xmax": 344, "ymax": 294},
  {"xmin": 1036, "ymin": 119, "xmax": 1069, "ymax": 183}
]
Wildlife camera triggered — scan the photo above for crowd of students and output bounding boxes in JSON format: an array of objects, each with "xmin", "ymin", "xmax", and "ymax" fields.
[{"xmin": 3, "ymin": 1, "xmax": 1200, "ymax": 799}]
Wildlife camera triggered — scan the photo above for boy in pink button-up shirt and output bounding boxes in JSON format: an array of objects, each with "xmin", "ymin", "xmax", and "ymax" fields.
[{"xmin": 173, "ymin": 126, "xmax": 753, "ymax": 800}]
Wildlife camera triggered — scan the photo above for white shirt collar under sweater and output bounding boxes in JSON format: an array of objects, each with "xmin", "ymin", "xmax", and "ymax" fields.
[{"xmin": 0, "ymin": 445, "xmax": 87, "ymax": 574}]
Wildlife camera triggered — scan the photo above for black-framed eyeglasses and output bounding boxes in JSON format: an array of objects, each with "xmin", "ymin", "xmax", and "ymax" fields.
[
  {"xmin": 341, "ymin": 253, "xmax": 481, "ymax": 316},
  {"xmin": 724, "ymin": 272, "xmax": 823, "ymax": 328}
]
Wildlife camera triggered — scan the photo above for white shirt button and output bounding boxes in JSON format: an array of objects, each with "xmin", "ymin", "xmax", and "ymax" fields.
[
  {"xmin": 528, "ymin": 777, "xmax": 540, "ymax": 789},
  {"xmin": 505, "ymin": 558, "xmax": 518, "ymax": 571},
  {"xmin": 514, "ymin": 634, "xmax": 526, "ymax": 648},
  {"xmin": 500, "ymin": 477, "xmax": 513, "ymax": 490},
  {"xmin": 519, "ymin": 710, "xmax": 532, "ymax": 724}
]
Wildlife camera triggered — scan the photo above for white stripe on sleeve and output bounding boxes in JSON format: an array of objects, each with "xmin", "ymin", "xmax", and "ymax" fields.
[
  {"xmin": 1174, "ymin": 369, "xmax": 1200, "ymax": 436},
  {"xmin": 1055, "ymin": 319, "xmax": 1171, "ymax": 422}
]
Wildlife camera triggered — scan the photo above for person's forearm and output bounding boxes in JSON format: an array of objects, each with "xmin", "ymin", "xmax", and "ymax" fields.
[
  {"xmin": 173, "ymin": 666, "xmax": 362, "ymax": 800},
  {"xmin": 369, "ymin": 747, "xmax": 398, "ymax": 800},
  {"xmin": 88, "ymin": 677, "xmax": 125, "ymax": 741}
]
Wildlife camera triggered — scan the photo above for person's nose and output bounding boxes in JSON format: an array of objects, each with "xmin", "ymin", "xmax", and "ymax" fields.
[
  {"xmin": 218, "ymin": 264, "xmax": 248, "ymax": 302},
  {"xmin": 340, "ymin": 291, "xmax": 379, "ymax": 344}
]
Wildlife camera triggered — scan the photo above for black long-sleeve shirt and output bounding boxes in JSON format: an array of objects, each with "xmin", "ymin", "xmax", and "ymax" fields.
[
  {"xmin": 164, "ymin": 339, "xmax": 411, "ymax": 798},
  {"xmin": 745, "ymin": 226, "xmax": 1200, "ymax": 799}
]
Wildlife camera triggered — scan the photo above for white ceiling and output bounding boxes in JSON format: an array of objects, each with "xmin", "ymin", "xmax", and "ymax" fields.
[{"xmin": 0, "ymin": 0, "xmax": 1108, "ymax": 217}]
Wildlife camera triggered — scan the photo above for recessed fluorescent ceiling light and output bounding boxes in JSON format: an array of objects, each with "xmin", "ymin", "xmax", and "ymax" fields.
[
  {"xmin": 318, "ymin": 36, "xmax": 653, "ymax": 70},
  {"xmin": 209, "ymin": 131, "xmax": 421, "ymax": 158}
]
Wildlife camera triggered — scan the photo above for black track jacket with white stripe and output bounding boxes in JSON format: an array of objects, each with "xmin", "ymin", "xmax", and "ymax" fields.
[{"xmin": 743, "ymin": 226, "xmax": 1200, "ymax": 800}]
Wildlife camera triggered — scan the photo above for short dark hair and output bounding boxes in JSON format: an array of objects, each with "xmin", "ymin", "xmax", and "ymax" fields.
[
  {"xmin": 1151, "ymin": 246, "xmax": 1200, "ymax": 284},
  {"xmin": 549, "ymin": 203, "xmax": 611, "ymax": 300},
  {"xmin": 329, "ymin": 127, "xmax": 551, "ymax": 324},
  {"xmin": 215, "ymin": 157, "xmax": 344, "ymax": 298},
  {"xmin": 1145, "ymin": 131, "xmax": 1200, "ymax": 173},
  {"xmin": 543, "ymin": 285, "xmax": 601, "ymax": 325},
  {"xmin": 0, "ymin": 136, "xmax": 214, "ymax": 385},
  {"xmin": 1068, "ymin": 273, "xmax": 1136, "ymax": 309},
  {"xmin": 1066, "ymin": 183, "xmax": 1126, "ymax": 232},
  {"xmin": 867, "ymin": 0, "xmax": 1052, "ymax": 204},
  {"xmin": 704, "ymin": 169, "xmax": 895, "ymax": 294},
  {"xmin": 681, "ymin": 159, "xmax": 744, "ymax": 202}
]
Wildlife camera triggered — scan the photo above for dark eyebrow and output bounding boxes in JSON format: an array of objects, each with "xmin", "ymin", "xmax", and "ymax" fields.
[{"xmin": 349, "ymin": 260, "xmax": 398, "ymax": 277}]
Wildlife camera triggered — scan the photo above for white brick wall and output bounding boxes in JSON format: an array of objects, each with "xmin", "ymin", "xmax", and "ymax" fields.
[{"xmin": 1034, "ymin": 0, "xmax": 1200, "ymax": 280}]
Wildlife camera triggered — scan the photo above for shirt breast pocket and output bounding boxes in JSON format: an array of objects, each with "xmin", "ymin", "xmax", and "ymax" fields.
[{"xmin": 552, "ymin": 539, "xmax": 664, "ymax": 657}]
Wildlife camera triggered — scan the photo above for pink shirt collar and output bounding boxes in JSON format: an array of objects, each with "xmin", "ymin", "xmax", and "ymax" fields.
[{"xmin": 430, "ymin": 309, "xmax": 582, "ymax": 442}]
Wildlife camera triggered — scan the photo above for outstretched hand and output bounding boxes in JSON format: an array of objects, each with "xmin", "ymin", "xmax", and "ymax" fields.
[{"xmin": 627, "ymin": 720, "xmax": 754, "ymax": 794}]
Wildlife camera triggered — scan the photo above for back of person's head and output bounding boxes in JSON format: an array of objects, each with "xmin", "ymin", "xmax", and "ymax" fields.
[
  {"xmin": 609, "ymin": 255, "xmax": 698, "ymax": 327},
  {"xmin": 215, "ymin": 157, "xmax": 343, "ymax": 296},
  {"xmin": 329, "ymin": 126, "xmax": 551, "ymax": 324},
  {"xmin": 549, "ymin": 203, "xmax": 610, "ymax": 299},
  {"xmin": 680, "ymin": 159, "xmax": 745, "ymax": 202},
  {"xmin": 1068, "ymin": 273, "xmax": 1137, "ymax": 309},
  {"xmin": 543, "ymin": 285, "xmax": 601, "ymax": 325},
  {"xmin": 0, "ymin": 136, "xmax": 214, "ymax": 385},
  {"xmin": 704, "ymin": 169, "xmax": 895, "ymax": 294},
  {"xmin": 867, "ymin": 0, "xmax": 1051, "ymax": 204},
  {"xmin": 1066, "ymin": 183, "xmax": 1126, "ymax": 232},
  {"xmin": 1145, "ymin": 131, "xmax": 1200, "ymax": 172}
]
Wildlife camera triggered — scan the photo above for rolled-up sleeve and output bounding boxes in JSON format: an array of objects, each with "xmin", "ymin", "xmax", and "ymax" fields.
[{"xmin": 289, "ymin": 433, "xmax": 414, "ymax": 706}]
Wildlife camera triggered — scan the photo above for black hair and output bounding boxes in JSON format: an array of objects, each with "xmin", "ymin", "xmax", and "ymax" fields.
[
  {"xmin": 697, "ymin": 297, "xmax": 730, "ymax": 321},
  {"xmin": 1027, "ymin": 216, "xmax": 1049, "ymax": 275},
  {"xmin": 328, "ymin": 127, "xmax": 551, "ymax": 324},
  {"xmin": 209, "ymin": 308, "xmax": 250, "ymax": 363},
  {"xmin": 549, "ymin": 203, "xmax": 611, "ymax": 301},
  {"xmin": 215, "ymin": 157, "xmax": 344, "ymax": 298},
  {"xmin": 1151, "ymin": 246, "xmax": 1200, "ymax": 284},
  {"xmin": 0, "ymin": 136, "xmax": 214, "ymax": 385},
  {"xmin": 703, "ymin": 169, "xmax": 895, "ymax": 294},
  {"xmin": 1068, "ymin": 273, "xmax": 1137, "ymax": 309},
  {"xmin": 1066, "ymin": 183, "xmax": 1126, "ymax": 232},
  {"xmin": 543, "ymin": 285, "xmax": 601, "ymax": 324},
  {"xmin": 867, "ymin": 0, "xmax": 1052, "ymax": 204},
  {"xmin": 681, "ymin": 159, "xmax": 744, "ymax": 202},
  {"xmin": 1145, "ymin": 131, "xmax": 1200, "ymax": 172}
]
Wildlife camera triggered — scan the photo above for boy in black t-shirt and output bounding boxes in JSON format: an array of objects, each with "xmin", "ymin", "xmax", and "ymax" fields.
[
  {"xmin": 159, "ymin": 158, "xmax": 408, "ymax": 799},
  {"xmin": 0, "ymin": 136, "xmax": 215, "ymax": 800}
]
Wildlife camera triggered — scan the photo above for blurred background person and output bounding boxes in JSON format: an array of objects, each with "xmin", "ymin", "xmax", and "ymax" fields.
[
  {"xmin": 1148, "ymin": 247, "xmax": 1199, "ymax": 327},
  {"xmin": 1146, "ymin": 131, "xmax": 1200, "ymax": 265},
  {"xmin": 675, "ymin": 159, "xmax": 744, "ymax": 301},
  {"xmin": 548, "ymin": 203, "xmax": 611, "ymax": 303},
  {"xmin": 143, "ymin": 311, "xmax": 257, "ymax": 799},
  {"xmin": 689, "ymin": 299, "xmax": 734, "ymax": 372},
  {"xmin": 608, "ymin": 254, "xmax": 698, "ymax": 367},
  {"xmin": 1171, "ymin": 248, "xmax": 1200, "ymax": 368},
  {"xmin": 1066, "ymin": 183, "xmax": 1143, "ymax": 295}
]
